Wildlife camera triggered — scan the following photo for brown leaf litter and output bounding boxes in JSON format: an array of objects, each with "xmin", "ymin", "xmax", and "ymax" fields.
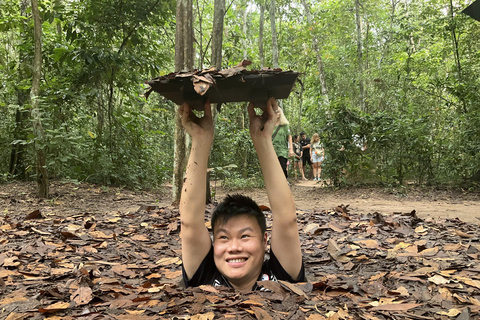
[{"xmin": 0, "ymin": 198, "xmax": 479, "ymax": 319}]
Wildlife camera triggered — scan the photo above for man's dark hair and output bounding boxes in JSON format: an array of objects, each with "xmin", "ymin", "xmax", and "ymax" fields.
[
  {"xmin": 300, "ymin": 131, "xmax": 306, "ymax": 136},
  {"xmin": 211, "ymin": 194, "xmax": 266, "ymax": 234},
  {"xmin": 293, "ymin": 134, "xmax": 298, "ymax": 140}
]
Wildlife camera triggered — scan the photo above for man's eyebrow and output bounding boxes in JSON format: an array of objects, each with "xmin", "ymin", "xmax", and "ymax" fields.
[
  {"xmin": 215, "ymin": 228, "xmax": 228, "ymax": 234},
  {"xmin": 215, "ymin": 227, "xmax": 255, "ymax": 234},
  {"xmin": 239, "ymin": 227, "xmax": 254, "ymax": 233}
]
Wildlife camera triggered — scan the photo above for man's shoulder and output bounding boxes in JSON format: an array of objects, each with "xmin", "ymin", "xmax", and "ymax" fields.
[
  {"xmin": 182, "ymin": 246, "xmax": 229, "ymax": 288},
  {"xmin": 264, "ymin": 251, "xmax": 307, "ymax": 284}
]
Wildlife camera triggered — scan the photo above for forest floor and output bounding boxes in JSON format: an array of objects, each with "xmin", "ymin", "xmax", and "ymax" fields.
[
  {"xmin": 1, "ymin": 180, "xmax": 480, "ymax": 319},
  {"xmin": 1, "ymin": 180, "xmax": 479, "ymax": 224}
]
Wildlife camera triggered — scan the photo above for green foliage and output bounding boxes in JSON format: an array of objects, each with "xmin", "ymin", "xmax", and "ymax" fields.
[{"xmin": 1, "ymin": 0, "xmax": 480, "ymax": 192}]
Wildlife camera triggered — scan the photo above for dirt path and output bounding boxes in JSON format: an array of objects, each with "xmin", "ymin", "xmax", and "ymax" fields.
[
  {"xmin": 219, "ymin": 180, "xmax": 480, "ymax": 224},
  {"xmin": 1, "ymin": 180, "xmax": 479, "ymax": 224}
]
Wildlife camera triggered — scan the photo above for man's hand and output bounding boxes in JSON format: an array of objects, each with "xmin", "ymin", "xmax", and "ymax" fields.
[
  {"xmin": 247, "ymin": 97, "xmax": 280, "ymax": 141},
  {"xmin": 179, "ymin": 100, "xmax": 214, "ymax": 143}
]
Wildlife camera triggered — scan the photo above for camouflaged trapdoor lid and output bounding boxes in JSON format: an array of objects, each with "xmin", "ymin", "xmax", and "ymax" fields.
[{"xmin": 145, "ymin": 60, "xmax": 301, "ymax": 111}]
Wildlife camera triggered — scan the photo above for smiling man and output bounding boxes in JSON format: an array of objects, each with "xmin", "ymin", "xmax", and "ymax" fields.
[{"xmin": 179, "ymin": 98, "xmax": 305, "ymax": 291}]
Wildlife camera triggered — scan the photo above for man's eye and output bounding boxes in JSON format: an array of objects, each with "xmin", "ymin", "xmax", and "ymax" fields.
[
  {"xmin": 219, "ymin": 236, "xmax": 228, "ymax": 240},
  {"xmin": 241, "ymin": 234, "xmax": 250, "ymax": 239}
]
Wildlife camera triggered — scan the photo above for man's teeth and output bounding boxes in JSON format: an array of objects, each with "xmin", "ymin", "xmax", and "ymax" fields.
[{"xmin": 228, "ymin": 258, "xmax": 246, "ymax": 263}]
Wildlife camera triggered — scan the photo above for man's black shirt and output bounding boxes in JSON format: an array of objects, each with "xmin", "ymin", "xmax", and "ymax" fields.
[
  {"xmin": 300, "ymin": 137, "xmax": 311, "ymax": 158},
  {"xmin": 182, "ymin": 246, "xmax": 306, "ymax": 290}
]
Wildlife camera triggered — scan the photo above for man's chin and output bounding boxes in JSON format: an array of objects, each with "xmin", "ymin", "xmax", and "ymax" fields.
[{"xmin": 223, "ymin": 270, "xmax": 247, "ymax": 280}]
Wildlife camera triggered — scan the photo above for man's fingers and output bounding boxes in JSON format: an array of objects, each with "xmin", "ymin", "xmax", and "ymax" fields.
[
  {"xmin": 247, "ymin": 102, "xmax": 256, "ymax": 120},
  {"xmin": 203, "ymin": 99, "xmax": 212, "ymax": 118},
  {"xmin": 268, "ymin": 97, "xmax": 279, "ymax": 113},
  {"xmin": 265, "ymin": 97, "xmax": 276, "ymax": 121},
  {"xmin": 178, "ymin": 103, "xmax": 185, "ymax": 116},
  {"xmin": 180, "ymin": 103, "xmax": 190, "ymax": 118}
]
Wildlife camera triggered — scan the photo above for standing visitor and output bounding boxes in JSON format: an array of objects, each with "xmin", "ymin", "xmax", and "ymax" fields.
[
  {"xmin": 310, "ymin": 133, "xmax": 324, "ymax": 181},
  {"xmin": 272, "ymin": 108, "xmax": 294, "ymax": 179},
  {"xmin": 299, "ymin": 132, "xmax": 312, "ymax": 180}
]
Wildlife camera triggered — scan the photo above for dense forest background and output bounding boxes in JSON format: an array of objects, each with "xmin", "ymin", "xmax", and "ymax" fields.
[{"xmin": 1, "ymin": 0, "xmax": 479, "ymax": 199}]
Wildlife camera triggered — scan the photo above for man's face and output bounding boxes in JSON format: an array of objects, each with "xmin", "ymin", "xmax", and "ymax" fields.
[
  {"xmin": 213, "ymin": 215, "xmax": 267, "ymax": 290},
  {"xmin": 300, "ymin": 134, "xmax": 306, "ymax": 141}
]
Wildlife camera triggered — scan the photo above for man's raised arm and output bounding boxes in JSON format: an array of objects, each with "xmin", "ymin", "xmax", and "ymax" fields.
[
  {"xmin": 247, "ymin": 98, "xmax": 303, "ymax": 280},
  {"xmin": 179, "ymin": 102, "xmax": 214, "ymax": 279}
]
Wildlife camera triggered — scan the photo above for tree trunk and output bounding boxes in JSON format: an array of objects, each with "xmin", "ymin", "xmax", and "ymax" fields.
[
  {"xmin": 54, "ymin": 0, "xmax": 62, "ymax": 36},
  {"xmin": 301, "ymin": 0, "xmax": 329, "ymax": 104},
  {"xmin": 174, "ymin": 0, "xmax": 185, "ymax": 72},
  {"xmin": 31, "ymin": 0, "xmax": 49, "ymax": 198},
  {"xmin": 449, "ymin": 0, "xmax": 467, "ymax": 113},
  {"xmin": 183, "ymin": 0, "xmax": 194, "ymax": 70},
  {"xmin": 206, "ymin": 0, "xmax": 226, "ymax": 203},
  {"xmin": 196, "ymin": 0, "xmax": 204, "ymax": 68},
  {"xmin": 242, "ymin": 2, "xmax": 248, "ymax": 59},
  {"xmin": 172, "ymin": 0, "xmax": 194, "ymax": 204},
  {"xmin": 9, "ymin": 0, "xmax": 30, "ymax": 179},
  {"xmin": 211, "ymin": 0, "xmax": 225, "ymax": 69},
  {"xmin": 259, "ymin": 2, "xmax": 265, "ymax": 68},
  {"xmin": 269, "ymin": 0, "xmax": 279, "ymax": 69},
  {"xmin": 355, "ymin": 0, "xmax": 366, "ymax": 112}
]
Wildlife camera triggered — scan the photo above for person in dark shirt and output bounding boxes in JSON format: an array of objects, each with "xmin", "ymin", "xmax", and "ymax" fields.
[
  {"xmin": 179, "ymin": 98, "xmax": 305, "ymax": 291},
  {"xmin": 299, "ymin": 132, "xmax": 312, "ymax": 180},
  {"xmin": 291, "ymin": 135, "xmax": 303, "ymax": 180}
]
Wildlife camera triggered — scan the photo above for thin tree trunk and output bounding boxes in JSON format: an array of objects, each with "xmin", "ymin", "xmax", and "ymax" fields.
[
  {"xmin": 31, "ymin": 0, "xmax": 49, "ymax": 198},
  {"xmin": 54, "ymin": 0, "xmax": 62, "ymax": 36},
  {"xmin": 301, "ymin": 0, "xmax": 329, "ymax": 104},
  {"xmin": 355, "ymin": 0, "xmax": 366, "ymax": 112},
  {"xmin": 184, "ymin": 0, "xmax": 194, "ymax": 70},
  {"xmin": 196, "ymin": 0, "xmax": 204, "ymax": 68},
  {"xmin": 242, "ymin": 2, "xmax": 248, "ymax": 59},
  {"xmin": 259, "ymin": 2, "xmax": 265, "ymax": 68},
  {"xmin": 172, "ymin": 0, "xmax": 193, "ymax": 204},
  {"xmin": 211, "ymin": 0, "xmax": 225, "ymax": 69},
  {"xmin": 449, "ymin": 0, "xmax": 466, "ymax": 113},
  {"xmin": 10, "ymin": 0, "xmax": 30, "ymax": 179},
  {"xmin": 174, "ymin": 0, "xmax": 185, "ymax": 72},
  {"xmin": 207, "ymin": 0, "xmax": 225, "ymax": 203},
  {"xmin": 269, "ymin": 0, "xmax": 279, "ymax": 68}
]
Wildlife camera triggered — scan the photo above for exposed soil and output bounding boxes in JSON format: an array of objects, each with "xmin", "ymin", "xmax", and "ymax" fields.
[{"xmin": 1, "ymin": 180, "xmax": 479, "ymax": 225}]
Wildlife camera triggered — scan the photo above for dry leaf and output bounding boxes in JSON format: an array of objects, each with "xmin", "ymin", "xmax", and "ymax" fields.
[
  {"xmin": 370, "ymin": 303, "xmax": 421, "ymax": 311},
  {"xmin": 0, "ymin": 291, "xmax": 28, "ymax": 305},
  {"xmin": 131, "ymin": 234, "xmax": 149, "ymax": 241},
  {"xmin": 454, "ymin": 276, "xmax": 480, "ymax": 289},
  {"xmin": 38, "ymin": 301, "xmax": 71, "ymax": 313},
  {"xmin": 353, "ymin": 239, "xmax": 380, "ymax": 249},
  {"xmin": 437, "ymin": 308, "xmax": 462, "ymax": 317},
  {"xmin": 304, "ymin": 223, "xmax": 321, "ymax": 234},
  {"xmin": 71, "ymin": 286, "xmax": 93, "ymax": 305},
  {"xmin": 415, "ymin": 225, "xmax": 428, "ymax": 233},
  {"xmin": 428, "ymin": 274, "xmax": 449, "ymax": 285},
  {"xmin": 455, "ymin": 229, "xmax": 473, "ymax": 238},
  {"xmin": 393, "ymin": 242, "xmax": 411, "ymax": 251},
  {"xmin": 155, "ymin": 257, "xmax": 181, "ymax": 266},
  {"xmin": 191, "ymin": 312, "xmax": 215, "ymax": 320},
  {"xmin": 390, "ymin": 286, "xmax": 409, "ymax": 296},
  {"xmin": 327, "ymin": 239, "xmax": 351, "ymax": 263},
  {"xmin": 252, "ymin": 307, "xmax": 273, "ymax": 320},
  {"xmin": 278, "ymin": 280, "xmax": 308, "ymax": 298},
  {"xmin": 25, "ymin": 209, "xmax": 43, "ymax": 220}
]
